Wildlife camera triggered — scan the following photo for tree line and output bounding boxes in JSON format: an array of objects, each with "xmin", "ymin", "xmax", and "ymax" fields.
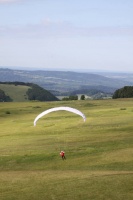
[
  {"xmin": 0, "ymin": 89, "xmax": 12, "ymax": 102},
  {"xmin": 112, "ymin": 86, "xmax": 133, "ymax": 99},
  {"xmin": 62, "ymin": 95, "xmax": 85, "ymax": 101},
  {"xmin": 26, "ymin": 84, "xmax": 59, "ymax": 101}
]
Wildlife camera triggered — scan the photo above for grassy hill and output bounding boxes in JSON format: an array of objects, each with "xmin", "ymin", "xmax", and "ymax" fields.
[
  {"xmin": 0, "ymin": 83, "xmax": 30, "ymax": 102},
  {"xmin": 0, "ymin": 82, "xmax": 59, "ymax": 102},
  {"xmin": 0, "ymin": 99, "xmax": 133, "ymax": 199}
]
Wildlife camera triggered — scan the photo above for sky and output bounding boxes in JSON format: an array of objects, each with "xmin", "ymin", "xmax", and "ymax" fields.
[{"xmin": 0, "ymin": 0, "xmax": 133, "ymax": 72}]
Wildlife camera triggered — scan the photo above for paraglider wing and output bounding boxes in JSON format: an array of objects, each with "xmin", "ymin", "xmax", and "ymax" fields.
[{"xmin": 34, "ymin": 106, "xmax": 86, "ymax": 126}]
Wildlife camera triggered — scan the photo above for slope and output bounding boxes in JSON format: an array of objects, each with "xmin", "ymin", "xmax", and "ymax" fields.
[
  {"xmin": 0, "ymin": 82, "xmax": 59, "ymax": 102},
  {"xmin": 0, "ymin": 84, "xmax": 30, "ymax": 102}
]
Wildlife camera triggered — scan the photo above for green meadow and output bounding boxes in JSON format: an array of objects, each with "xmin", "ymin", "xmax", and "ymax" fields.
[{"xmin": 0, "ymin": 99, "xmax": 133, "ymax": 200}]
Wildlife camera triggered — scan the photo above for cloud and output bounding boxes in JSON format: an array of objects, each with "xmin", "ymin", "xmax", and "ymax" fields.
[
  {"xmin": 0, "ymin": 20, "xmax": 75, "ymax": 38},
  {"xmin": 0, "ymin": 0, "xmax": 21, "ymax": 3},
  {"xmin": 0, "ymin": 19, "xmax": 133, "ymax": 39}
]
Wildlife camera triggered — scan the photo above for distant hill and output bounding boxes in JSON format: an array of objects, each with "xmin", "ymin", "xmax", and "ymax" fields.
[
  {"xmin": 0, "ymin": 82, "xmax": 59, "ymax": 102},
  {"xmin": 0, "ymin": 68, "xmax": 133, "ymax": 97}
]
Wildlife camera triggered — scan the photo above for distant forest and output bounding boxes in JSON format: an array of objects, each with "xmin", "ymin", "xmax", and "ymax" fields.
[{"xmin": 113, "ymin": 86, "xmax": 133, "ymax": 99}]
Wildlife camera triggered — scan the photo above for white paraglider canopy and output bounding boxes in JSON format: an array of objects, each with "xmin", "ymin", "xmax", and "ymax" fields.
[{"xmin": 34, "ymin": 106, "xmax": 86, "ymax": 126}]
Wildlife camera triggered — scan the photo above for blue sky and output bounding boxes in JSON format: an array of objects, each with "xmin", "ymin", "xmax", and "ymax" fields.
[{"xmin": 0, "ymin": 0, "xmax": 133, "ymax": 72}]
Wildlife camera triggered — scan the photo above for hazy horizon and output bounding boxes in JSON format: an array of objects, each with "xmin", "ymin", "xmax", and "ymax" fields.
[{"xmin": 1, "ymin": 66, "xmax": 133, "ymax": 74}]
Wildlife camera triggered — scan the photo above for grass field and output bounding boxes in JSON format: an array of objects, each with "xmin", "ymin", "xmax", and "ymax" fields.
[{"xmin": 0, "ymin": 99, "xmax": 133, "ymax": 200}]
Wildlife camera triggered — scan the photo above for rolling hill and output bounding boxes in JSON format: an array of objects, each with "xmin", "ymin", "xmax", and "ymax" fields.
[
  {"xmin": 0, "ymin": 82, "xmax": 59, "ymax": 102},
  {"xmin": 1, "ymin": 68, "xmax": 133, "ymax": 99}
]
